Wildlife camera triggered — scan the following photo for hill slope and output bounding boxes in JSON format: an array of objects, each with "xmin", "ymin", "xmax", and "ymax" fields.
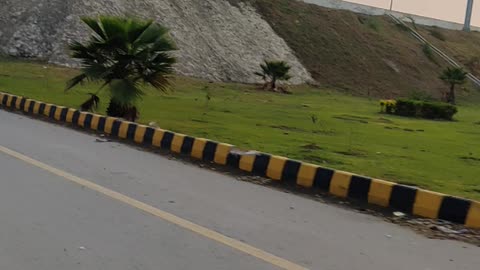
[
  {"xmin": 0, "ymin": 0, "xmax": 311, "ymax": 84},
  {"xmin": 244, "ymin": 0, "xmax": 480, "ymax": 98}
]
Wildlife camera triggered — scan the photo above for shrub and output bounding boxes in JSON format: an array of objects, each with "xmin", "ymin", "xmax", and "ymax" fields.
[
  {"xmin": 394, "ymin": 99, "xmax": 457, "ymax": 120},
  {"xmin": 379, "ymin": 99, "xmax": 396, "ymax": 114},
  {"xmin": 420, "ymin": 102, "xmax": 458, "ymax": 120},
  {"xmin": 422, "ymin": 44, "xmax": 437, "ymax": 64},
  {"xmin": 395, "ymin": 99, "xmax": 419, "ymax": 117}
]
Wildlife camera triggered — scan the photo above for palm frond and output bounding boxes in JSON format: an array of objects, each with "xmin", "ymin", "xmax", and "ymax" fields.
[
  {"xmin": 126, "ymin": 19, "xmax": 153, "ymax": 45},
  {"xmin": 65, "ymin": 73, "xmax": 88, "ymax": 91},
  {"xmin": 109, "ymin": 79, "xmax": 144, "ymax": 106},
  {"xmin": 440, "ymin": 67, "xmax": 468, "ymax": 85},
  {"xmin": 81, "ymin": 17, "xmax": 106, "ymax": 40},
  {"xmin": 68, "ymin": 16, "xmax": 177, "ymax": 111},
  {"xmin": 257, "ymin": 60, "xmax": 292, "ymax": 82}
]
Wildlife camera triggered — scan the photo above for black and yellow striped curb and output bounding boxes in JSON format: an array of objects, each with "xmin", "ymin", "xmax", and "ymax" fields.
[{"xmin": 1, "ymin": 92, "xmax": 479, "ymax": 229}]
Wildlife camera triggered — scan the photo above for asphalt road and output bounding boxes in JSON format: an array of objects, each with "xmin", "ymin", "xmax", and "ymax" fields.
[{"xmin": 0, "ymin": 109, "xmax": 479, "ymax": 270}]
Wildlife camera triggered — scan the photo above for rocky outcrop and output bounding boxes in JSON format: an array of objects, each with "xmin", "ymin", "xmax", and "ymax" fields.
[{"xmin": 0, "ymin": 0, "xmax": 311, "ymax": 84}]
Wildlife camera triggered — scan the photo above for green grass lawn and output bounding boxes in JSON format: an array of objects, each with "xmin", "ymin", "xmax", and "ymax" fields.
[{"xmin": 1, "ymin": 58, "xmax": 480, "ymax": 200}]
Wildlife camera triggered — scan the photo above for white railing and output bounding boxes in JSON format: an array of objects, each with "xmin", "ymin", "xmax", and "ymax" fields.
[{"xmin": 387, "ymin": 13, "xmax": 480, "ymax": 88}]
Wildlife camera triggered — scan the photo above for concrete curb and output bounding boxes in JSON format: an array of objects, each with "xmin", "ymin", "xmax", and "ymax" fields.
[{"xmin": 1, "ymin": 91, "xmax": 479, "ymax": 229}]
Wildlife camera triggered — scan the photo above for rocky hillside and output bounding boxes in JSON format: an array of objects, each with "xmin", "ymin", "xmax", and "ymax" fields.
[{"xmin": 0, "ymin": 0, "xmax": 311, "ymax": 84}]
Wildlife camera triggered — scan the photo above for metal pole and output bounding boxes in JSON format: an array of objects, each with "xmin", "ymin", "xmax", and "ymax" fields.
[
  {"xmin": 390, "ymin": 0, "xmax": 394, "ymax": 11},
  {"xmin": 464, "ymin": 0, "xmax": 474, "ymax": 31}
]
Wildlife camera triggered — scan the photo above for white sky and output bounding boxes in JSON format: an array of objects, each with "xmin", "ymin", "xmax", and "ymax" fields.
[{"xmin": 349, "ymin": 0, "xmax": 479, "ymax": 26}]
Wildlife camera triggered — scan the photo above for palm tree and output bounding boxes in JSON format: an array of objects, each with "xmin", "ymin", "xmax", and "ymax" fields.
[
  {"xmin": 440, "ymin": 67, "xmax": 467, "ymax": 105},
  {"xmin": 66, "ymin": 16, "xmax": 177, "ymax": 121},
  {"xmin": 255, "ymin": 60, "xmax": 292, "ymax": 91}
]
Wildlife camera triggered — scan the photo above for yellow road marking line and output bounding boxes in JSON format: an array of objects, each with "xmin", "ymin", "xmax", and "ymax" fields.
[{"xmin": 0, "ymin": 145, "xmax": 308, "ymax": 270}]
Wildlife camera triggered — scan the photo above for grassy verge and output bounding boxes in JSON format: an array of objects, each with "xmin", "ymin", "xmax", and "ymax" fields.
[{"xmin": 1, "ymin": 58, "xmax": 480, "ymax": 200}]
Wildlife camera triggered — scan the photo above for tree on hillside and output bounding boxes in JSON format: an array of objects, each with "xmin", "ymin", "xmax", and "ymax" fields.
[
  {"xmin": 66, "ymin": 16, "xmax": 177, "ymax": 121},
  {"xmin": 440, "ymin": 67, "xmax": 467, "ymax": 105},
  {"xmin": 255, "ymin": 60, "xmax": 292, "ymax": 92}
]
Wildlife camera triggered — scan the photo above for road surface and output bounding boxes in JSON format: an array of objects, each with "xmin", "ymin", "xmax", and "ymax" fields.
[{"xmin": 0, "ymin": 109, "xmax": 479, "ymax": 270}]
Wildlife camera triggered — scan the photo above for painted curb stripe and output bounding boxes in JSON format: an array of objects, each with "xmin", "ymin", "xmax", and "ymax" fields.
[
  {"xmin": 38, "ymin": 103, "xmax": 46, "ymax": 115},
  {"xmin": 227, "ymin": 153, "xmax": 241, "ymax": 168},
  {"xmin": 368, "ymin": 179, "xmax": 394, "ymax": 207},
  {"xmin": 181, "ymin": 136, "xmax": 195, "ymax": 155},
  {"xmin": 10, "ymin": 96, "xmax": 17, "ymax": 109},
  {"xmin": 72, "ymin": 111, "xmax": 80, "ymax": 124},
  {"xmin": 97, "ymin": 116, "xmax": 106, "ymax": 132},
  {"xmin": 313, "ymin": 167, "xmax": 334, "ymax": 191},
  {"xmin": 191, "ymin": 138, "xmax": 207, "ymax": 159},
  {"xmin": 126, "ymin": 123, "xmax": 137, "ymax": 140},
  {"xmin": 1, "ymin": 94, "xmax": 7, "ymax": 105},
  {"xmin": 413, "ymin": 190, "xmax": 444, "ymax": 219},
  {"xmin": 152, "ymin": 129, "xmax": 164, "ymax": 147},
  {"xmin": 390, "ymin": 185, "xmax": 417, "ymax": 213},
  {"xmin": 48, "ymin": 105, "xmax": 56, "ymax": 119},
  {"xmin": 1, "ymin": 92, "xmax": 479, "ymax": 228},
  {"xmin": 111, "ymin": 120, "xmax": 122, "ymax": 137},
  {"xmin": 84, "ymin": 114, "xmax": 93, "ymax": 129},
  {"xmin": 348, "ymin": 175, "xmax": 372, "ymax": 202},
  {"xmin": 27, "ymin": 100, "xmax": 35, "ymax": 113},
  {"xmin": 161, "ymin": 131, "xmax": 175, "ymax": 150},
  {"xmin": 282, "ymin": 160, "xmax": 301, "ymax": 185},
  {"xmin": 61, "ymin": 108, "xmax": 69, "ymax": 121},
  {"xmin": 466, "ymin": 202, "xmax": 480, "ymax": 228},
  {"xmin": 296, "ymin": 163, "xmax": 317, "ymax": 188},
  {"xmin": 203, "ymin": 141, "xmax": 218, "ymax": 162},
  {"xmin": 143, "ymin": 127, "xmax": 156, "ymax": 145},
  {"xmin": 329, "ymin": 171, "xmax": 352, "ymax": 198},
  {"xmin": 252, "ymin": 154, "xmax": 270, "ymax": 177},
  {"xmin": 214, "ymin": 143, "xmax": 232, "ymax": 165},
  {"xmin": 19, "ymin": 98, "xmax": 26, "ymax": 111},
  {"xmin": 438, "ymin": 197, "xmax": 471, "ymax": 224}
]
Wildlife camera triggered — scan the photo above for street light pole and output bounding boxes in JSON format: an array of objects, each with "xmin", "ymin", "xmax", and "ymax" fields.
[{"xmin": 464, "ymin": 0, "xmax": 474, "ymax": 31}]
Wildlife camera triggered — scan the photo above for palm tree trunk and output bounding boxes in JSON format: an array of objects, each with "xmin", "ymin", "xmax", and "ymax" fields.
[
  {"xmin": 271, "ymin": 77, "xmax": 277, "ymax": 91},
  {"xmin": 449, "ymin": 83, "xmax": 456, "ymax": 105}
]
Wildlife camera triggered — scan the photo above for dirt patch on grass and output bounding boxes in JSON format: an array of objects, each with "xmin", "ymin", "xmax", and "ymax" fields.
[
  {"xmin": 334, "ymin": 149, "xmax": 368, "ymax": 157},
  {"xmin": 384, "ymin": 126, "xmax": 425, "ymax": 133},
  {"xmin": 332, "ymin": 115, "xmax": 369, "ymax": 124},
  {"xmin": 459, "ymin": 156, "xmax": 480, "ymax": 162},
  {"xmin": 375, "ymin": 117, "xmax": 395, "ymax": 124},
  {"xmin": 271, "ymin": 125, "xmax": 305, "ymax": 132},
  {"xmin": 301, "ymin": 143, "xmax": 324, "ymax": 151}
]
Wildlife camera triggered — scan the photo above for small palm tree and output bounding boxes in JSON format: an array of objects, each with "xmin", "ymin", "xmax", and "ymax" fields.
[
  {"xmin": 440, "ymin": 67, "xmax": 467, "ymax": 105},
  {"xmin": 66, "ymin": 16, "xmax": 177, "ymax": 121},
  {"xmin": 255, "ymin": 60, "xmax": 292, "ymax": 91}
]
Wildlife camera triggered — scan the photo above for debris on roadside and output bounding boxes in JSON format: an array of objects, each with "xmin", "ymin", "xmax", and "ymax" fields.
[{"xmin": 390, "ymin": 217, "xmax": 480, "ymax": 246}]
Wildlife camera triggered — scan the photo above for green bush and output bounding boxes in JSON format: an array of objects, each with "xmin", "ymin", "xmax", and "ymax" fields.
[
  {"xmin": 422, "ymin": 44, "xmax": 438, "ymax": 64},
  {"xmin": 394, "ymin": 99, "xmax": 457, "ymax": 120},
  {"xmin": 395, "ymin": 99, "xmax": 419, "ymax": 117},
  {"xmin": 420, "ymin": 102, "xmax": 458, "ymax": 120}
]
